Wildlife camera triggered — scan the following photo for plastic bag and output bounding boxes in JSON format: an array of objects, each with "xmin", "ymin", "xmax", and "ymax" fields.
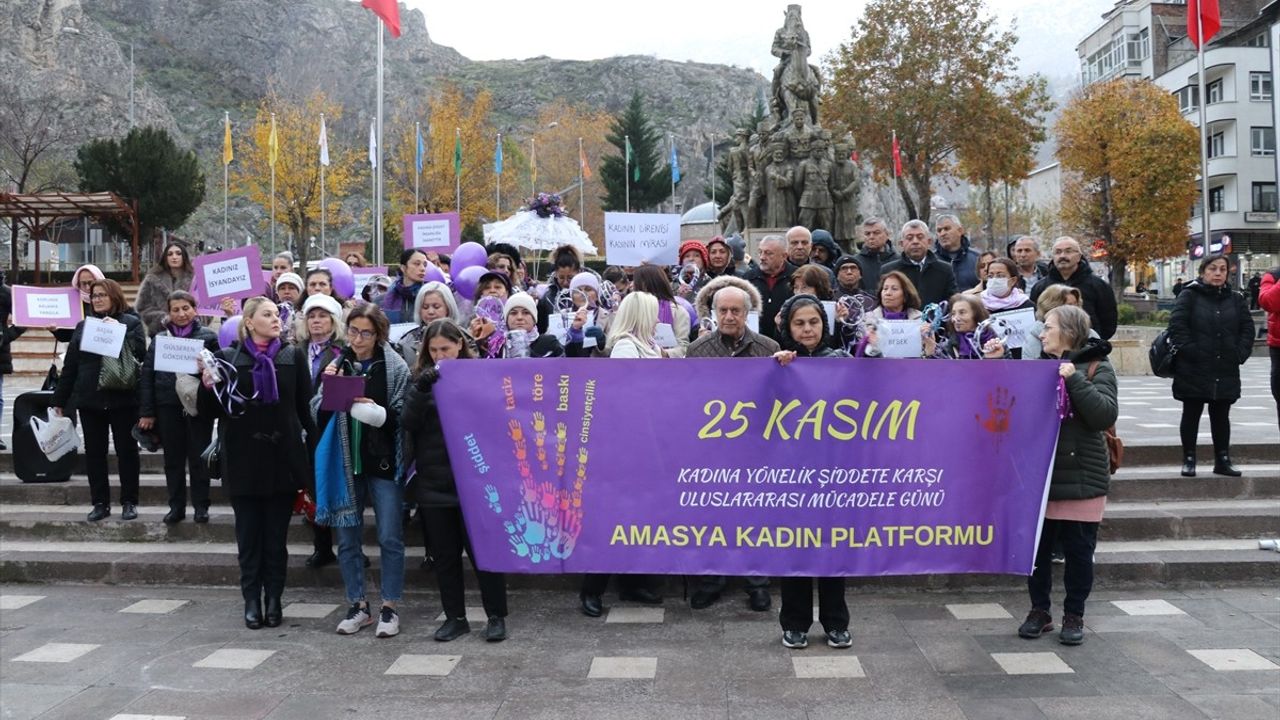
[{"xmin": 30, "ymin": 412, "xmax": 80, "ymax": 462}]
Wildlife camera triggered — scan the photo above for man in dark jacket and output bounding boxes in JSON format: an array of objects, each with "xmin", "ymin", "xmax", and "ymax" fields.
[
  {"xmin": 810, "ymin": 229, "xmax": 841, "ymax": 270},
  {"xmin": 855, "ymin": 218, "xmax": 899, "ymax": 294},
  {"xmin": 832, "ymin": 255, "xmax": 877, "ymax": 308},
  {"xmin": 0, "ymin": 272, "xmax": 24, "ymax": 450},
  {"xmin": 1010, "ymin": 236, "xmax": 1051, "ymax": 289},
  {"xmin": 880, "ymin": 220, "xmax": 958, "ymax": 307},
  {"xmin": 934, "ymin": 214, "xmax": 981, "ymax": 289},
  {"xmin": 742, "ymin": 235, "xmax": 794, "ymax": 342},
  {"xmin": 1029, "ymin": 237, "xmax": 1119, "ymax": 340}
]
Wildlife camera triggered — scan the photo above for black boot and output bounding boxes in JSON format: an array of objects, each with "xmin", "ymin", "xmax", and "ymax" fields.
[
  {"xmin": 244, "ymin": 597, "xmax": 263, "ymax": 630},
  {"xmin": 264, "ymin": 595, "xmax": 282, "ymax": 627},
  {"xmin": 1181, "ymin": 453, "xmax": 1196, "ymax": 477},
  {"xmin": 1212, "ymin": 451, "xmax": 1242, "ymax": 477}
]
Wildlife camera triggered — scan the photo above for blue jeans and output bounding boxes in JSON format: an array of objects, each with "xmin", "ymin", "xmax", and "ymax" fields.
[{"xmin": 336, "ymin": 475, "xmax": 405, "ymax": 604}]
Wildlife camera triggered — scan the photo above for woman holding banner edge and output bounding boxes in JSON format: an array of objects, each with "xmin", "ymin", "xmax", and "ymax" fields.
[{"xmin": 1017, "ymin": 304, "xmax": 1117, "ymax": 646}]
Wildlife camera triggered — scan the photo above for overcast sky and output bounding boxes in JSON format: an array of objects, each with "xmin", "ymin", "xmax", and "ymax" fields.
[{"xmin": 406, "ymin": 0, "xmax": 1117, "ymax": 81}]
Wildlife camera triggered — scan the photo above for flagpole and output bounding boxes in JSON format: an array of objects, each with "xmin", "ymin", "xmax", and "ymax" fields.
[
  {"xmin": 625, "ymin": 134, "xmax": 630, "ymax": 213},
  {"xmin": 670, "ymin": 135, "xmax": 676, "ymax": 214},
  {"xmin": 223, "ymin": 111, "xmax": 229, "ymax": 249},
  {"xmin": 414, "ymin": 121, "xmax": 421, "ymax": 215},
  {"xmin": 375, "ymin": 21, "xmax": 386, "ymax": 266},
  {"xmin": 1195, "ymin": 5, "xmax": 1212, "ymax": 258},
  {"xmin": 455, "ymin": 127, "xmax": 461, "ymax": 214},
  {"xmin": 578, "ymin": 136, "xmax": 585, "ymax": 224},
  {"xmin": 530, "ymin": 137, "xmax": 536, "ymax": 198},
  {"xmin": 270, "ymin": 112, "xmax": 276, "ymax": 256},
  {"xmin": 371, "ymin": 118, "xmax": 377, "ymax": 248},
  {"xmin": 496, "ymin": 132, "xmax": 502, "ymax": 218},
  {"xmin": 709, "ymin": 132, "xmax": 716, "ymax": 217},
  {"xmin": 320, "ymin": 113, "xmax": 327, "ymax": 255}
]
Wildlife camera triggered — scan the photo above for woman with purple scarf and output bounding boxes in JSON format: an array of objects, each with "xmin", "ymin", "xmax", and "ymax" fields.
[
  {"xmin": 199, "ymin": 296, "xmax": 316, "ymax": 630},
  {"xmin": 856, "ymin": 271, "xmax": 925, "ymax": 357},
  {"xmin": 379, "ymin": 249, "xmax": 430, "ymax": 324},
  {"xmin": 139, "ymin": 291, "xmax": 220, "ymax": 524},
  {"xmin": 929, "ymin": 294, "xmax": 1008, "ymax": 360}
]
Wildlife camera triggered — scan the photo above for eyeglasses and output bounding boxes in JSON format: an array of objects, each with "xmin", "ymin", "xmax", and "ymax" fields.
[{"xmin": 346, "ymin": 327, "xmax": 377, "ymax": 341}]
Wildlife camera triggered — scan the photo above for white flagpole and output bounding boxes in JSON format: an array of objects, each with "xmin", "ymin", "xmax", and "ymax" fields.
[
  {"xmin": 223, "ymin": 111, "xmax": 229, "ymax": 249},
  {"xmin": 530, "ymin": 137, "xmax": 536, "ymax": 198},
  {"xmin": 710, "ymin": 131, "xmax": 716, "ymax": 217},
  {"xmin": 625, "ymin": 134, "xmax": 630, "ymax": 213},
  {"xmin": 270, "ymin": 112, "xmax": 276, "ymax": 256},
  {"xmin": 670, "ymin": 134, "xmax": 676, "ymax": 214},
  {"xmin": 455, "ymin": 127, "xmax": 461, "ymax": 214},
  {"xmin": 578, "ymin": 136, "xmax": 585, "ymax": 224},
  {"xmin": 414, "ymin": 121, "xmax": 421, "ymax": 215},
  {"xmin": 375, "ymin": 20, "xmax": 385, "ymax": 266},
  {"xmin": 1195, "ymin": 5, "xmax": 1212, "ymax": 257},
  {"xmin": 496, "ymin": 132, "xmax": 502, "ymax": 218},
  {"xmin": 320, "ymin": 113, "xmax": 327, "ymax": 254}
]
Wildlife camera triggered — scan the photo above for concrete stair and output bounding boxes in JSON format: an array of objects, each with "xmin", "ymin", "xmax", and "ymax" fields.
[{"xmin": 1, "ymin": 455, "xmax": 1277, "ymax": 591}]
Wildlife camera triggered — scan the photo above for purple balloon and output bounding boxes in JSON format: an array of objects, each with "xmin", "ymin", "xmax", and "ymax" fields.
[
  {"xmin": 320, "ymin": 257, "xmax": 355, "ymax": 299},
  {"xmin": 425, "ymin": 263, "xmax": 447, "ymax": 284},
  {"xmin": 453, "ymin": 265, "xmax": 487, "ymax": 300},
  {"xmin": 451, "ymin": 242, "xmax": 489, "ymax": 272},
  {"xmin": 218, "ymin": 315, "xmax": 242, "ymax": 349},
  {"xmin": 675, "ymin": 296, "xmax": 698, "ymax": 328}
]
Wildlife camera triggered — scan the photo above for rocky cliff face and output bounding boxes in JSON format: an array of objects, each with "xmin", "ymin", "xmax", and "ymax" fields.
[{"xmin": 4, "ymin": 0, "xmax": 767, "ymax": 242}]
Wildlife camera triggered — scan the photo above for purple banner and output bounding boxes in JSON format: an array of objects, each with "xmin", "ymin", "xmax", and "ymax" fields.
[
  {"xmin": 434, "ymin": 358, "xmax": 1062, "ymax": 577},
  {"xmin": 11, "ymin": 285, "xmax": 82, "ymax": 328}
]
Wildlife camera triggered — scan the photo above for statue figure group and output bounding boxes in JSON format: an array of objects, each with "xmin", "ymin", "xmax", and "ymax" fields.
[{"xmin": 718, "ymin": 4, "xmax": 860, "ymax": 244}]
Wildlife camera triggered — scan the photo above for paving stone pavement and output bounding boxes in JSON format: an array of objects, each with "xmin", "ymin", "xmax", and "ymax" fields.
[{"xmin": 1, "ymin": 583, "xmax": 1277, "ymax": 719}]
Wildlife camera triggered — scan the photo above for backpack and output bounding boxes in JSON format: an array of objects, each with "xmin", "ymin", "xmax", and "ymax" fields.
[
  {"xmin": 1148, "ymin": 329, "xmax": 1177, "ymax": 378},
  {"xmin": 1087, "ymin": 361, "xmax": 1123, "ymax": 474}
]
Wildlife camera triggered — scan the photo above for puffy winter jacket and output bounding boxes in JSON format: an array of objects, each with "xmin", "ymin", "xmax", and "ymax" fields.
[
  {"xmin": 1049, "ymin": 338, "xmax": 1119, "ymax": 501},
  {"xmin": 1168, "ymin": 280, "xmax": 1254, "ymax": 402},
  {"xmin": 1259, "ymin": 267, "xmax": 1280, "ymax": 348}
]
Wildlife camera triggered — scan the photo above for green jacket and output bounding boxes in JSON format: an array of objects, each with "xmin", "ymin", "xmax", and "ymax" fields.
[{"xmin": 1049, "ymin": 338, "xmax": 1119, "ymax": 501}]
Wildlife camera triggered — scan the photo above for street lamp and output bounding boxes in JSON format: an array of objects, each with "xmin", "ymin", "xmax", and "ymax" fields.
[{"xmin": 61, "ymin": 25, "xmax": 134, "ymax": 128}]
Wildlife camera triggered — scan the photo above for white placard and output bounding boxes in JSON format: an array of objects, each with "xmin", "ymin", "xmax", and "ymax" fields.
[
  {"xmin": 388, "ymin": 323, "xmax": 416, "ymax": 344},
  {"xmin": 821, "ymin": 301, "xmax": 837, "ymax": 330},
  {"xmin": 877, "ymin": 319, "xmax": 922, "ymax": 358},
  {"xmin": 79, "ymin": 317, "xmax": 127, "ymax": 358},
  {"xmin": 25, "ymin": 293, "xmax": 71, "ymax": 321},
  {"xmin": 655, "ymin": 322, "xmax": 678, "ymax": 348},
  {"xmin": 153, "ymin": 335, "xmax": 205, "ymax": 374},
  {"xmin": 410, "ymin": 219, "xmax": 451, "ymax": 249},
  {"xmin": 603, "ymin": 212, "xmax": 681, "ymax": 266},
  {"xmin": 992, "ymin": 307, "xmax": 1038, "ymax": 349},
  {"xmin": 581, "ymin": 311, "xmax": 599, "ymax": 349},
  {"xmin": 545, "ymin": 314, "xmax": 569, "ymax": 344},
  {"xmin": 203, "ymin": 256, "xmax": 254, "ymax": 298}
]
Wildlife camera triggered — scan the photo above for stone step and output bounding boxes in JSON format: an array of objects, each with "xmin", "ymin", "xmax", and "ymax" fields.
[
  {"xmin": 0, "ymin": 538, "xmax": 1275, "ymax": 590},
  {"xmin": 1098, "ymin": 498, "xmax": 1280, "ymax": 540},
  {"xmin": 1, "ymin": 444, "xmax": 1276, "ymax": 478}
]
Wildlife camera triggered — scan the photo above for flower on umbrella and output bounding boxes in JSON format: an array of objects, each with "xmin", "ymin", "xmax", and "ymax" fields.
[{"xmin": 524, "ymin": 192, "xmax": 567, "ymax": 219}]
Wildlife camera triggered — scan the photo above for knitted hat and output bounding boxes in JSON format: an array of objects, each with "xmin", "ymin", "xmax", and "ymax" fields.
[
  {"xmin": 834, "ymin": 254, "xmax": 864, "ymax": 272},
  {"xmin": 503, "ymin": 291, "xmax": 537, "ymax": 321},
  {"xmin": 679, "ymin": 240, "xmax": 709, "ymax": 268},
  {"xmin": 275, "ymin": 272, "xmax": 304, "ymax": 291},
  {"xmin": 568, "ymin": 271, "xmax": 601, "ymax": 294},
  {"xmin": 301, "ymin": 293, "xmax": 342, "ymax": 321}
]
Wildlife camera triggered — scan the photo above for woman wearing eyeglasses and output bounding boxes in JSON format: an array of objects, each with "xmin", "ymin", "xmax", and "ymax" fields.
[{"xmin": 314, "ymin": 303, "xmax": 410, "ymax": 638}]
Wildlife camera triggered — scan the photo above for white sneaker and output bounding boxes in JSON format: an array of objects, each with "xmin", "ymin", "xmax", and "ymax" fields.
[
  {"xmin": 375, "ymin": 606, "xmax": 400, "ymax": 638},
  {"xmin": 336, "ymin": 603, "xmax": 372, "ymax": 635}
]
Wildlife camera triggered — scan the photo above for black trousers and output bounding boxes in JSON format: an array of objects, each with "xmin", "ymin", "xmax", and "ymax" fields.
[
  {"xmin": 1180, "ymin": 399, "xmax": 1233, "ymax": 454},
  {"xmin": 156, "ymin": 405, "xmax": 213, "ymax": 512},
  {"xmin": 230, "ymin": 493, "xmax": 294, "ymax": 602},
  {"xmin": 695, "ymin": 575, "xmax": 770, "ymax": 593},
  {"xmin": 580, "ymin": 573, "xmax": 660, "ymax": 598},
  {"xmin": 421, "ymin": 506, "xmax": 507, "ymax": 620},
  {"xmin": 779, "ymin": 577, "xmax": 849, "ymax": 633},
  {"xmin": 310, "ymin": 521, "xmax": 333, "ymax": 555},
  {"xmin": 77, "ymin": 405, "xmax": 140, "ymax": 507},
  {"xmin": 1028, "ymin": 518, "xmax": 1098, "ymax": 617}
]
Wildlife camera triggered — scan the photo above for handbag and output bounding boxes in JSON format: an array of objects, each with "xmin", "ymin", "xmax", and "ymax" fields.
[
  {"xmin": 98, "ymin": 343, "xmax": 140, "ymax": 391},
  {"xmin": 41, "ymin": 338, "xmax": 61, "ymax": 391},
  {"xmin": 1086, "ymin": 361, "xmax": 1123, "ymax": 474},
  {"xmin": 1148, "ymin": 329, "xmax": 1177, "ymax": 378},
  {"xmin": 201, "ymin": 434, "xmax": 222, "ymax": 481},
  {"xmin": 30, "ymin": 412, "xmax": 80, "ymax": 461}
]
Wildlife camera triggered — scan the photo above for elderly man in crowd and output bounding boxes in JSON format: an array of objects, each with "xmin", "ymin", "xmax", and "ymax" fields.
[
  {"xmin": 1030, "ymin": 236, "xmax": 1118, "ymax": 340},
  {"xmin": 743, "ymin": 234, "xmax": 795, "ymax": 341},
  {"xmin": 880, "ymin": 220, "xmax": 957, "ymax": 307},
  {"xmin": 934, "ymin": 214, "xmax": 981, "ymax": 290},
  {"xmin": 686, "ymin": 276, "xmax": 777, "ymax": 611},
  {"xmin": 1010, "ymin": 236, "xmax": 1050, "ymax": 289},
  {"xmin": 855, "ymin": 218, "xmax": 899, "ymax": 295}
]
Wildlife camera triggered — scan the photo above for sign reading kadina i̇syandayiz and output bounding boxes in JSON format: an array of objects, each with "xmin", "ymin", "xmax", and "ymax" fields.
[{"xmin": 434, "ymin": 358, "xmax": 1062, "ymax": 578}]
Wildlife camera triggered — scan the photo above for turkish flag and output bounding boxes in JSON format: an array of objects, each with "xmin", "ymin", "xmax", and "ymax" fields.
[
  {"xmin": 850, "ymin": 149, "xmax": 859, "ymax": 164},
  {"xmin": 362, "ymin": 0, "xmax": 401, "ymax": 38},
  {"xmin": 891, "ymin": 133, "xmax": 903, "ymax": 178},
  {"xmin": 1187, "ymin": 0, "xmax": 1220, "ymax": 49}
]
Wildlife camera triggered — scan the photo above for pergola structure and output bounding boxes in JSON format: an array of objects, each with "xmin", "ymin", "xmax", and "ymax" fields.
[{"xmin": 0, "ymin": 191, "xmax": 140, "ymax": 283}]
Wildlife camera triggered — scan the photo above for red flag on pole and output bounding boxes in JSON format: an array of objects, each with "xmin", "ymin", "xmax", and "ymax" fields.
[
  {"xmin": 891, "ymin": 132, "xmax": 903, "ymax": 178},
  {"xmin": 362, "ymin": 0, "xmax": 401, "ymax": 37},
  {"xmin": 1187, "ymin": 0, "xmax": 1220, "ymax": 49},
  {"xmin": 850, "ymin": 149, "xmax": 859, "ymax": 164}
]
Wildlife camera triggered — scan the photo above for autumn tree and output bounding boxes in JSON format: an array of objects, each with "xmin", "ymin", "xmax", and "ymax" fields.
[
  {"xmin": 1056, "ymin": 79, "xmax": 1200, "ymax": 301},
  {"xmin": 600, "ymin": 93, "xmax": 672, "ymax": 212},
  {"xmin": 527, "ymin": 101, "xmax": 614, "ymax": 242},
  {"xmin": 826, "ymin": 0, "xmax": 1045, "ymax": 224},
  {"xmin": 955, "ymin": 81, "xmax": 1053, "ymax": 247}
]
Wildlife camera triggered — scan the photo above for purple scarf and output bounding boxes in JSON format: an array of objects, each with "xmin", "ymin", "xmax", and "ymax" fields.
[
  {"xmin": 244, "ymin": 338, "xmax": 282, "ymax": 404},
  {"xmin": 167, "ymin": 322, "xmax": 195, "ymax": 338},
  {"xmin": 880, "ymin": 309, "xmax": 909, "ymax": 320}
]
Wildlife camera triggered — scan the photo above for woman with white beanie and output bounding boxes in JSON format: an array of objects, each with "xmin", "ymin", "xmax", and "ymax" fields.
[{"xmin": 485, "ymin": 292, "xmax": 563, "ymax": 359}]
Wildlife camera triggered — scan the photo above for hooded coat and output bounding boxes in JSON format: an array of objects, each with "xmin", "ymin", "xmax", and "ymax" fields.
[
  {"xmin": 1167, "ymin": 280, "xmax": 1254, "ymax": 402},
  {"xmin": 810, "ymin": 231, "xmax": 842, "ymax": 271},
  {"xmin": 1049, "ymin": 338, "xmax": 1118, "ymax": 501},
  {"xmin": 1029, "ymin": 259, "xmax": 1118, "ymax": 340},
  {"xmin": 777, "ymin": 294, "xmax": 850, "ymax": 358},
  {"xmin": 688, "ymin": 275, "xmax": 779, "ymax": 358}
]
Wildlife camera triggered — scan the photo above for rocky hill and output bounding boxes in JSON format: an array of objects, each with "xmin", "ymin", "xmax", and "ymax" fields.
[{"xmin": 4, "ymin": 0, "xmax": 767, "ymax": 244}]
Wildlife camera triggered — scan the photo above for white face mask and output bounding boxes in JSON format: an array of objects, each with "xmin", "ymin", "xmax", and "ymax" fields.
[{"xmin": 986, "ymin": 277, "xmax": 1010, "ymax": 296}]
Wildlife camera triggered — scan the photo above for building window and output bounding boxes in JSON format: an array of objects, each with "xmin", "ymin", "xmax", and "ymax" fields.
[
  {"xmin": 1126, "ymin": 28, "xmax": 1150, "ymax": 65},
  {"xmin": 1176, "ymin": 86, "xmax": 1199, "ymax": 113},
  {"xmin": 1246, "ymin": 32, "xmax": 1269, "ymax": 47},
  {"xmin": 1250, "ymin": 72, "xmax": 1272, "ymax": 100},
  {"xmin": 1209, "ymin": 186, "xmax": 1225, "ymax": 213},
  {"xmin": 1251, "ymin": 127, "xmax": 1275, "ymax": 156},
  {"xmin": 1209, "ymin": 131, "xmax": 1225, "ymax": 158},
  {"xmin": 1253, "ymin": 182, "xmax": 1277, "ymax": 212},
  {"xmin": 1207, "ymin": 78, "xmax": 1224, "ymax": 104}
]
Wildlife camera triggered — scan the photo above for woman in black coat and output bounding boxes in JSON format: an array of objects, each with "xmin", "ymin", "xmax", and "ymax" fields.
[
  {"xmin": 199, "ymin": 296, "xmax": 316, "ymax": 630},
  {"xmin": 51, "ymin": 279, "xmax": 146, "ymax": 523},
  {"xmin": 139, "ymin": 290, "xmax": 220, "ymax": 524},
  {"xmin": 401, "ymin": 318, "xmax": 509, "ymax": 643},
  {"xmin": 1168, "ymin": 254, "xmax": 1255, "ymax": 477}
]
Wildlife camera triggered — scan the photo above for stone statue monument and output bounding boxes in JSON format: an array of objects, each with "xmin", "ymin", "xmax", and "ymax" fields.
[{"xmin": 721, "ymin": 4, "xmax": 859, "ymax": 245}]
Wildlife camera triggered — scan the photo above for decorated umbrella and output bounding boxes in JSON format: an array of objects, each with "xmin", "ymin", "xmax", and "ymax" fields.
[{"xmin": 482, "ymin": 193, "xmax": 597, "ymax": 256}]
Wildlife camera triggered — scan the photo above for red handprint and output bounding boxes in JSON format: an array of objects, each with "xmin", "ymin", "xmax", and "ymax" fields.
[{"xmin": 976, "ymin": 387, "xmax": 1016, "ymax": 437}]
